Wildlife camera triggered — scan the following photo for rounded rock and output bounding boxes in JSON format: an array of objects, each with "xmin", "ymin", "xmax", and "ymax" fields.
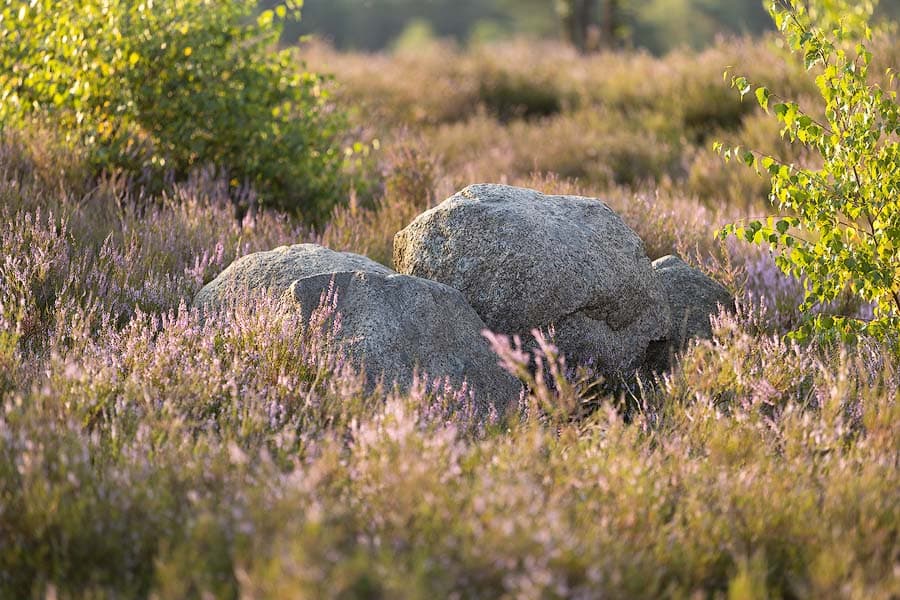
[
  {"xmin": 652, "ymin": 254, "xmax": 734, "ymax": 349},
  {"xmin": 394, "ymin": 184, "xmax": 671, "ymax": 375}
]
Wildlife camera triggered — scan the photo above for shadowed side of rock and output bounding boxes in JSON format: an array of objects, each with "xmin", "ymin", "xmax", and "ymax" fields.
[{"xmin": 644, "ymin": 254, "xmax": 735, "ymax": 372}]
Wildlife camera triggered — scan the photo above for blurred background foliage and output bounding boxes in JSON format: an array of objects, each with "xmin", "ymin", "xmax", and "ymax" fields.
[{"xmin": 275, "ymin": 0, "xmax": 900, "ymax": 54}]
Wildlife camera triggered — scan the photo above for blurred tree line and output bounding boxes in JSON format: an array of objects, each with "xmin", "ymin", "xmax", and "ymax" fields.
[
  {"xmin": 272, "ymin": 0, "xmax": 900, "ymax": 54},
  {"xmin": 272, "ymin": 0, "xmax": 762, "ymax": 54}
]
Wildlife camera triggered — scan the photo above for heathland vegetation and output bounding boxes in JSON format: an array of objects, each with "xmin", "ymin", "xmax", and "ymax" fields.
[{"xmin": 0, "ymin": 0, "xmax": 898, "ymax": 597}]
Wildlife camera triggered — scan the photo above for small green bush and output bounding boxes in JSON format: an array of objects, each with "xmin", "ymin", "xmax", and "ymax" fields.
[
  {"xmin": 0, "ymin": 0, "xmax": 347, "ymax": 223},
  {"xmin": 718, "ymin": 0, "xmax": 900, "ymax": 343}
]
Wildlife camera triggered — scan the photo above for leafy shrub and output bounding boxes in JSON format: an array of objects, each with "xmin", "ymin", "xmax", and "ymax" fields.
[
  {"xmin": 0, "ymin": 0, "xmax": 346, "ymax": 223},
  {"xmin": 718, "ymin": 0, "xmax": 900, "ymax": 343},
  {"xmin": 741, "ymin": 245, "xmax": 875, "ymax": 333}
]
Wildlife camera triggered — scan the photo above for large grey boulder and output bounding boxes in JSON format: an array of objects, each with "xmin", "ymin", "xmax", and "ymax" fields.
[
  {"xmin": 194, "ymin": 244, "xmax": 520, "ymax": 411},
  {"xmin": 652, "ymin": 254, "xmax": 734, "ymax": 350},
  {"xmin": 193, "ymin": 243, "xmax": 392, "ymax": 309},
  {"xmin": 393, "ymin": 184, "xmax": 671, "ymax": 375}
]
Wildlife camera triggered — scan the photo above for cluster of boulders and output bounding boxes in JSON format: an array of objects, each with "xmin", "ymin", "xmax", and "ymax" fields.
[
  {"xmin": 193, "ymin": 244, "xmax": 521, "ymax": 411},
  {"xmin": 194, "ymin": 184, "xmax": 732, "ymax": 413}
]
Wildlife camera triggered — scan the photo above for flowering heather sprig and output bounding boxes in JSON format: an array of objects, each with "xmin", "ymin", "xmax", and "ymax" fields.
[
  {"xmin": 0, "ymin": 208, "xmax": 71, "ymax": 345},
  {"xmin": 486, "ymin": 329, "xmax": 608, "ymax": 424}
]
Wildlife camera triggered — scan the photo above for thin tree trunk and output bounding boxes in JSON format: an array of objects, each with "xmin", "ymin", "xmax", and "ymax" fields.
[
  {"xmin": 580, "ymin": 0, "xmax": 596, "ymax": 51},
  {"xmin": 557, "ymin": 0, "xmax": 598, "ymax": 54},
  {"xmin": 602, "ymin": 0, "xmax": 619, "ymax": 49}
]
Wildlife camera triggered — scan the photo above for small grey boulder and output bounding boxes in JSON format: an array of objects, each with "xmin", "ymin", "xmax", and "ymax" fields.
[
  {"xmin": 652, "ymin": 254, "xmax": 734, "ymax": 351},
  {"xmin": 393, "ymin": 184, "xmax": 671, "ymax": 375}
]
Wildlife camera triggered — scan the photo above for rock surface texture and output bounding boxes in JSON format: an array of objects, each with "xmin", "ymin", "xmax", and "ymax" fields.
[
  {"xmin": 394, "ymin": 184, "xmax": 671, "ymax": 375},
  {"xmin": 193, "ymin": 243, "xmax": 392, "ymax": 309},
  {"xmin": 194, "ymin": 244, "xmax": 520, "ymax": 411},
  {"xmin": 288, "ymin": 271, "xmax": 521, "ymax": 409},
  {"xmin": 652, "ymin": 254, "xmax": 734, "ymax": 350}
]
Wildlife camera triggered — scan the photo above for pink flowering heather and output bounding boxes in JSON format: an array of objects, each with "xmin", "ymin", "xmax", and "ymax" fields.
[{"xmin": 1, "ymin": 35, "xmax": 898, "ymax": 599}]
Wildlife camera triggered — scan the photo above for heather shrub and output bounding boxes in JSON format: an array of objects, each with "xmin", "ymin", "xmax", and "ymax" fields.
[
  {"xmin": 0, "ymin": 0, "xmax": 346, "ymax": 223},
  {"xmin": 0, "ymin": 209, "xmax": 71, "ymax": 349},
  {"xmin": 740, "ymin": 246, "xmax": 875, "ymax": 333},
  {"xmin": 661, "ymin": 303, "xmax": 819, "ymax": 410},
  {"xmin": 429, "ymin": 108, "xmax": 679, "ymax": 189},
  {"xmin": 0, "ymin": 125, "xmax": 91, "ymax": 198},
  {"xmin": 2, "ymin": 23, "xmax": 899, "ymax": 599},
  {"xmin": 0, "ymin": 134, "xmax": 306, "ymax": 354},
  {"xmin": 313, "ymin": 36, "xmax": 853, "ymax": 205},
  {"xmin": 305, "ymin": 41, "xmax": 481, "ymax": 127},
  {"xmin": 3, "ymin": 220, "xmax": 899, "ymax": 598},
  {"xmin": 580, "ymin": 38, "xmax": 814, "ymax": 135},
  {"xmin": 296, "ymin": 34, "xmax": 881, "ymax": 218},
  {"xmin": 608, "ymin": 189, "xmax": 723, "ymax": 259}
]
